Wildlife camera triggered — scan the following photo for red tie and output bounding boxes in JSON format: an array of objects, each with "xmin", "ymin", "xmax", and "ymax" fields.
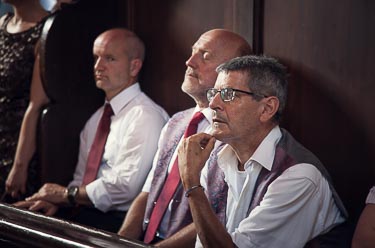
[
  {"xmin": 82, "ymin": 104, "xmax": 114, "ymax": 185},
  {"xmin": 143, "ymin": 111, "xmax": 205, "ymax": 244}
]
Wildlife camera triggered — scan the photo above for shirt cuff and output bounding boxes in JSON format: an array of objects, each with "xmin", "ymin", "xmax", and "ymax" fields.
[{"xmin": 85, "ymin": 179, "xmax": 112, "ymax": 212}]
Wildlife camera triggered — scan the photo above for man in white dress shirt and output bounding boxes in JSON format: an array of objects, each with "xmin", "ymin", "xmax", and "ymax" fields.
[
  {"xmin": 14, "ymin": 28, "xmax": 169, "ymax": 232},
  {"xmin": 178, "ymin": 55, "xmax": 347, "ymax": 247}
]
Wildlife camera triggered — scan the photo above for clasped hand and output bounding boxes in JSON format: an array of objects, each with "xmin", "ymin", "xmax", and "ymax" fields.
[
  {"xmin": 178, "ymin": 133, "xmax": 216, "ymax": 188},
  {"xmin": 13, "ymin": 183, "xmax": 66, "ymax": 216}
]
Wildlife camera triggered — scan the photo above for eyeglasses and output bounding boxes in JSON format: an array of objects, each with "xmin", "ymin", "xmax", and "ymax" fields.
[{"xmin": 206, "ymin": 87, "xmax": 266, "ymax": 102}]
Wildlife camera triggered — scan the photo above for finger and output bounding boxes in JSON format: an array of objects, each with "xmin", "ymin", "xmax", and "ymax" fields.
[
  {"xmin": 13, "ymin": 200, "xmax": 34, "ymax": 208},
  {"xmin": 45, "ymin": 205, "xmax": 58, "ymax": 216},
  {"xmin": 29, "ymin": 201, "xmax": 43, "ymax": 212},
  {"xmin": 200, "ymin": 135, "xmax": 216, "ymax": 149},
  {"xmin": 203, "ymin": 136, "xmax": 216, "ymax": 151},
  {"xmin": 26, "ymin": 193, "xmax": 39, "ymax": 201},
  {"xmin": 30, "ymin": 201, "xmax": 57, "ymax": 216},
  {"xmin": 5, "ymin": 182, "xmax": 12, "ymax": 194},
  {"xmin": 5, "ymin": 184, "xmax": 10, "ymax": 193},
  {"xmin": 11, "ymin": 190, "xmax": 20, "ymax": 199}
]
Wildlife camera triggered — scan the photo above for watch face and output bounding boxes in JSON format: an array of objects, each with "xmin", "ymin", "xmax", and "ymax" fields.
[
  {"xmin": 67, "ymin": 186, "xmax": 79, "ymax": 206},
  {"xmin": 68, "ymin": 186, "xmax": 78, "ymax": 196}
]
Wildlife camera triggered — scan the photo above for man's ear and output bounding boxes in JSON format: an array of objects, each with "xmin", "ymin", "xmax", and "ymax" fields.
[
  {"xmin": 259, "ymin": 96, "xmax": 279, "ymax": 122},
  {"xmin": 130, "ymin": 59, "xmax": 143, "ymax": 77}
]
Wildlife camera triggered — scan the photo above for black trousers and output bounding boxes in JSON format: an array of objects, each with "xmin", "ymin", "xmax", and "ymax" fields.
[{"xmin": 57, "ymin": 206, "xmax": 126, "ymax": 233}]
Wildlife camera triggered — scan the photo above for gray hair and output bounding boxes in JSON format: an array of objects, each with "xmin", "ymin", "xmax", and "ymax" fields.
[{"xmin": 216, "ymin": 55, "xmax": 288, "ymax": 122}]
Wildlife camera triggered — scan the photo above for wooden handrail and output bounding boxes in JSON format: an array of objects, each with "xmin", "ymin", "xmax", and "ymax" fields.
[{"xmin": 0, "ymin": 203, "xmax": 150, "ymax": 248}]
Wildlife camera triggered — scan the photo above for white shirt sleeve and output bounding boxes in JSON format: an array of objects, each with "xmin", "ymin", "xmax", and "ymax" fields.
[
  {"xmin": 86, "ymin": 106, "xmax": 167, "ymax": 212},
  {"xmin": 231, "ymin": 164, "xmax": 345, "ymax": 248}
]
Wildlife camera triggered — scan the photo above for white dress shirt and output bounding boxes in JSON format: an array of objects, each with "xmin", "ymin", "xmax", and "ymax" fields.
[
  {"xmin": 197, "ymin": 126, "xmax": 345, "ymax": 248},
  {"xmin": 69, "ymin": 83, "xmax": 169, "ymax": 212},
  {"xmin": 142, "ymin": 106, "xmax": 213, "ymax": 238}
]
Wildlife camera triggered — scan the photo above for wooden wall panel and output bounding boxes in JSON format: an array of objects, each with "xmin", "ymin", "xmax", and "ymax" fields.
[{"xmin": 262, "ymin": 0, "xmax": 375, "ymax": 220}]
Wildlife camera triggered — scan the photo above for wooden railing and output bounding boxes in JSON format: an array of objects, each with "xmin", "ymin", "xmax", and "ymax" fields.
[{"xmin": 0, "ymin": 203, "xmax": 150, "ymax": 248}]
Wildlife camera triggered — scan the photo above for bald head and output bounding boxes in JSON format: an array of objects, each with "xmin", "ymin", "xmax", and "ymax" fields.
[
  {"xmin": 93, "ymin": 28, "xmax": 145, "ymax": 100},
  {"xmin": 95, "ymin": 28, "xmax": 145, "ymax": 62},
  {"xmin": 182, "ymin": 28, "xmax": 252, "ymax": 108},
  {"xmin": 200, "ymin": 29, "xmax": 252, "ymax": 58}
]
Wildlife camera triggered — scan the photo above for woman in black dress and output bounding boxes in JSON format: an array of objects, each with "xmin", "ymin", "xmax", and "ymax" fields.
[{"xmin": 0, "ymin": 0, "xmax": 49, "ymax": 201}]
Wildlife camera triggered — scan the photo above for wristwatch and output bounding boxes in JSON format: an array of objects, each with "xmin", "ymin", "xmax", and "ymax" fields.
[{"xmin": 66, "ymin": 186, "xmax": 79, "ymax": 206}]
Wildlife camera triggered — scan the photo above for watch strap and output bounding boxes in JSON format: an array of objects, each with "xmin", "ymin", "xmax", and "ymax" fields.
[{"xmin": 67, "ymin": 186, "xmax": 79, "ymax": 206}]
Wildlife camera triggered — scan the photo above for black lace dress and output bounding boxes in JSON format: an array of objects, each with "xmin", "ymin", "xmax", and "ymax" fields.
[{"xmin": 0, "ymin": 13, "xmax": 46, "ymax": 200}]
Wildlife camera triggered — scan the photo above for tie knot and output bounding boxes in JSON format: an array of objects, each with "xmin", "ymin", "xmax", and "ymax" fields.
[
  {"xmin": 183, "ymin": 111, "xmax": 205, "ymax": 138},
  {"xmin": 103, "ymin": 103, "xmax": 114, "ymax": 117},
  {"xmin": 190, "ymin": 111, "xmax": 205, "ymax": 125}
]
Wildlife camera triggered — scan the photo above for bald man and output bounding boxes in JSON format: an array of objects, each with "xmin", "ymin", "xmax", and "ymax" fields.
[
  {"xmin": 118, "ymin": 29, "xmax": 252, "ymax": 247},
  {"xmin": 14, "ymin": 28, "xmax": 169, "ymax": 232}
]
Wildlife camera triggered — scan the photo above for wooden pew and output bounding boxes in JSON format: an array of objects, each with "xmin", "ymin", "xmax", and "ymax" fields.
[{"xmin": 0, "ymin": 203, "xmax": 150, "ymax": 247}]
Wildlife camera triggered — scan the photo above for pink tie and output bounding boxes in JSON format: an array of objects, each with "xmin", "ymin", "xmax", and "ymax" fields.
[
  {"xmin": 143, "ymin": 111, "xmax": 205, "ymax": 244},
  {"xmin": 82, "ymin": 104, "xmax": 114, "ymax": 185}
]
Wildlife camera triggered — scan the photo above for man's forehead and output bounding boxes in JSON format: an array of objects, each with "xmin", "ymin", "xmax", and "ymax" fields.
[
  {"xmin": 215, "ymin": 71, "xmax": 247, "ymax": 87},
  {"xmin": 94, "ymin": 36, "xmax": 124, "ymax": 51},
  {"xmin": 193, "ymin": 34, "xmax": 219, "ymax": 50},
  {"xmin": 214, "ymin": 72, "xmax": 229, "ymax": 87},
  {"xmin": 94, "ymin": 36, "xmax": 110, "ymax": 48}
]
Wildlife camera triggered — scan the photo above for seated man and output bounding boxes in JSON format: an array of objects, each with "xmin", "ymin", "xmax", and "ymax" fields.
[
  {"xmin": 352, "ymin": 186, "xmax": 375, "ymax": 248},
  {"xmin": 118, "ymin": 29, "xmax": 252, "ymax": 246},
  {"xmin": 14, "ymin": 28, "xmax": 169, "ymax": 233},
  {"xmin": 178, "ymin": 55, "xmax": 348, "ymax": 247}
]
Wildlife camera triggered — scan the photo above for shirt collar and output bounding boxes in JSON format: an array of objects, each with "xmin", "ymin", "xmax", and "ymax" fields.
[
  {"xmin": 192, "ymin": 106, "xmax": 213, "ymax": 125},
  {"xmin": 248, "ymin": 125, "xmax": 282, "ymax": 171},
  {"xmin": 106, "ymin": 83, "xmax": 141, "ymax": 115},
  {"xmin": 218, "ymin": 125, "xmax": 282, "ymax": 172}
]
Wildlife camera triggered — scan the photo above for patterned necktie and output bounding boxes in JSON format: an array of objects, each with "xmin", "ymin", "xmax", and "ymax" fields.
[
  {"xmin": 82, "ymin": 103, "xmax": 114, "ymax": 185},
  {"xmin": 144, "ymin": 111, "xmax": 205, "ymax": 244}
]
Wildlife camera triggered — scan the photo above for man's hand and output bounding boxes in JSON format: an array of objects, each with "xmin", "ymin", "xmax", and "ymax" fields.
[
  {"xmin": 178, "ymin": 133, "xmax": 216, "ymax": 188},
  {"xmin": 26, "ymin": 183, "xmax": 67, "ymax": 205},
  {"xmin": 14, "ymin": 200, "xmax": 59, "ymax": 216}
]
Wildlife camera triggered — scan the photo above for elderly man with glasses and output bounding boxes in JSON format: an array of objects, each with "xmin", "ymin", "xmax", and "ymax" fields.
[{"xmin": 178, "ymin": 55, "xmax": 348, "ymax": 248}]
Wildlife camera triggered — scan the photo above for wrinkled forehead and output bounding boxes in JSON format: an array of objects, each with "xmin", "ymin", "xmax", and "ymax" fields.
[
  {"xmin": 193, "ymin": 33, "xmax": 222, "ymax": 51},
  {"xmin": 214, "ymin": 71, "xmax": 249, "ymax": 89},
  {"xmin": 214, "ymin": 71, "xmax": 232, "ymax": 88}
]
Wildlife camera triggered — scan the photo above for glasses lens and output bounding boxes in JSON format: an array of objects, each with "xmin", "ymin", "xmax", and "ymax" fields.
[
  {"xmin": 221, "ymin": 88, "xmax": 234, "ymax": 101},
  {"xmin": 206, "ymin": 89, "xmax": 217, "ymax": 102}
]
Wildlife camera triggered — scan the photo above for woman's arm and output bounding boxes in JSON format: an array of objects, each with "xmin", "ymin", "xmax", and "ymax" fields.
[{"xmin": 6, "ymin": 53, "xmax": 49, "ymax": 198}]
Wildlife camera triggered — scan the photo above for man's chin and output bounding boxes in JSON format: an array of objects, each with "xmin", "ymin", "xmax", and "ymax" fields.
[
  {"xmin": 210, "ymin": 129, "xmax": 224, "ymax": 141},
  {"xmin": 181, "ymin": 79, "xmax": 194, "ymax": 94},
  {"xmin": 95, "ymin": 80, "xmax": 107, "ymax": 89}
]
